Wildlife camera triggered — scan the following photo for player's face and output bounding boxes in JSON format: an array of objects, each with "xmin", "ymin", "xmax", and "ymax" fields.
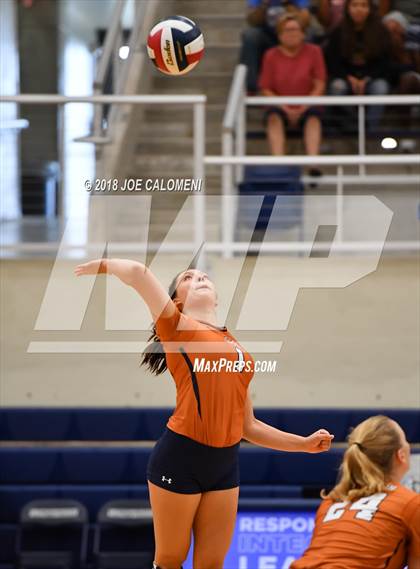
[
  {"xmin": 174, "ymin": 269, "xmax": 217, "ymax": 308},
  {"xmin": 392, "ymin": 421, "xmax": 411, "ymax": 474},
  {"xmin": 348, "ymin": 0, "xmax": 370, "ymax": 26}
]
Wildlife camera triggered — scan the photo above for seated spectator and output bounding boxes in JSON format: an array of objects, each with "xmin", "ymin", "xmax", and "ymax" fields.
[
  {"xmin": 318, "ymin": 0, "xmax": 347, "ymax": 31},
  {"xmin": 318, "ymin": 0, "xmax": 388, "ymax": 32},
  {"xmin": 291, "ymin": 415, "xmax": 420, "ymax": 569},
  {"xmin": 259, "ymin": 14, "xmax": 326, "ymax": 175},
  {"xmin": 240, "ymin": 0, "xmax": 313, "ymax": 93},
  {"xmin": 383, "ymin": 11, "xmax": 420, "ymax": 94},
  {"xmin": 324, "ymin": 0, "xmax": 393, "ymax": 130},
  {"xmin": 381, "ymin": 0, "xmax": 420, "ymax": 23},
  {"xmin": 381, "ymin": 0, "xmax": 420, "ymax": 95}
]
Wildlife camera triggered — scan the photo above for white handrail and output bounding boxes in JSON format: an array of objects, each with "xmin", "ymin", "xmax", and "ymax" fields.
[
  {"xmin": 246, "ymin": 95, "xmax": 420, "ymax": 106},
  {"xmin": 2, "ymin": 241, "xmax": 419, "ymax": 253},
  {"xmin": 223, "ymin": 64, "xmax": 247, "ymax": 132},
  {"xmin": 91, "ymin": 0, "xmax": 129, "ymax": 138},
  {"xmin": 206, "ymin": 155, "xmax": 420, "ymax": 166},
  {"xmin": 0, "ymin": 94, "xmax": 207, "ymax": 104},
  {"xmin": 2, "ymin": 89, "xmax": 419, "ymax": 259},
  {"xmin": 0, "ymin": 94, "xmax": 207, "ymax": 249},
  {"xmin": 220, "ymin": 65, "xmax": 420, "ymax": 256},
  {"xmin": 194, "ymin": 102, "xmax": 206, "ymax": 260},
  {"xmin": 94, "ymin": 1, "xmax": 125, "ymax": 91},
  {"xmin": 299, "ymin": 175, "xmax": 419, "ymax": 185},
  {"xmin": 0, "ymin": 118, "xmax": 29, "ymax": 130}
]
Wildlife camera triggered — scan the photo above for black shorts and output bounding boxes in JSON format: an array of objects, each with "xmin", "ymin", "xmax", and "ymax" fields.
[
  {"xmin": 264, "ymin": 106, "xmax": 322, "ymax": 130},
  {"xmin": 147, "ymin": 427, "xmax": 240, "ymax": 494}
]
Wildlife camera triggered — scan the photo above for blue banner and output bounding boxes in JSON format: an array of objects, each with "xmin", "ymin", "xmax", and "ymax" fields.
[{"xmin": 184, "ymin": 511, "xmax": 315, "ymax": 569}]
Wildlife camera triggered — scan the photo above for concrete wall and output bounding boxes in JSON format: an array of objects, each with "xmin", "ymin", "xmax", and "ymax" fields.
[{"xmin": 0, "ymin": 255, "xmax": 418, "ymax": 408}]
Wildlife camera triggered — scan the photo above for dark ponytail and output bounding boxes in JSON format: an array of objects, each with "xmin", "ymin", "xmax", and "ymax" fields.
[
  {"xmin": 341, "ymin": 0, "xmax": 387, "ymax": 61},
  {"xmin": 140, "ymin": 272, "xmax": 182, "ymax": 376}
]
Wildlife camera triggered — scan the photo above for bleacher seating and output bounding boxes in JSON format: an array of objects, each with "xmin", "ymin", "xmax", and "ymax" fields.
[
  {"xmin": 1, "ymin": 407, "xmax": 418, "ymax": 442},
  {"xmin": 1, "ymin": 407, "xmax": 419, "ymax": 568}
]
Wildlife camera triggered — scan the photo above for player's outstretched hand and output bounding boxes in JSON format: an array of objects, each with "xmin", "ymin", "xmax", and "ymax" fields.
[
  {"xmin": 304, "ymin": 429, "xmax": 334, "ymax": 453},
  {"xmin": 74, "ymin": 259, "xmax": 106, "ymax": 277}
]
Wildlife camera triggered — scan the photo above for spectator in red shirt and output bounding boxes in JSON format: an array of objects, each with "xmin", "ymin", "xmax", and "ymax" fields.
[
  {"xmin": 240, "ymin": 0, "xmax": 313, "ymax": 93},
  {"xmin": 259, "ymin": 14, "xmax": 327, "ymax": 173}
]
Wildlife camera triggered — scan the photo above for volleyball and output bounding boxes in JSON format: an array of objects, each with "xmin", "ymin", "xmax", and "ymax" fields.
[{"xmin": 147, "ymin": 16, "xmax": 204, "ymax": 76}]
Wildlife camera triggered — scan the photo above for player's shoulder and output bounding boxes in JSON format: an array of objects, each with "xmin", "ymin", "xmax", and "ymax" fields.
[
  {"xmin": 316, "ymin": 497, "xmax": 334, "ymax": 517},
  {"xmin": 177, "ymin": 311, "xmax": 201, "ymax": 332},
  {"xmin": 390, "ymin": 484, "xmax": 420, "ymax": 527},
  {"xmin": 384, "ymin": 483, "xmax": 420, "ymax": 516},
  {"xmin": 156, "ymin": 307, "xmax": 199, "ymax": 340},
  {"xmin": 387, "ymin": 482, "xmax": 419, "ymax": 503}
]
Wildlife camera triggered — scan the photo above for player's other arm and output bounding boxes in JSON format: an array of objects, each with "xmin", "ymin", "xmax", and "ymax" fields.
[
  {"xmin": 243, "ymin": 392, "xmax": 334, "ymax": 453},
  {"xmin": 74, "ymin": 258, "xmax": 175, "ymax": 320}
]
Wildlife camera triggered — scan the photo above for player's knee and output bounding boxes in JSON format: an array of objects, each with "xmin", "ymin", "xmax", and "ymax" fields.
[{"xmin": 154, "ymin": 555, "xmax": 185, "ymax": 569}]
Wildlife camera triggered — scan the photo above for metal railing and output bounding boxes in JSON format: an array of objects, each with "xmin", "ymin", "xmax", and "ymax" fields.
[
  {"xmin": 223, "ymin": 65, "xmax": 420, "ymax": 177},
  {"xmin": 74, "ymin": 0, "xmax": 162, "ymax": 182},
  {"xmin": 1, "ymin": 92, "xmax": 419, "ymax": 259},
  {"xmin": 0, "ymin": 94, "xmax": 206, "ymax": 254},
  {"xmin": 78, "ymin": 0, "xmax": 155, "ymax": 145},
  {"xmin": 217, "ymin": 64, "xmax": 420, "ymax": 257}
]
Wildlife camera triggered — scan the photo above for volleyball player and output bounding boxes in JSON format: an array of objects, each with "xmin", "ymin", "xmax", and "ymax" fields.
[
  {"xmin": 75, "ymin": 258, "xmax": 334, "ymax": 569},
  {"xmin": 291, "ymin": 415, "xmax": 420, "ymax": 569}
]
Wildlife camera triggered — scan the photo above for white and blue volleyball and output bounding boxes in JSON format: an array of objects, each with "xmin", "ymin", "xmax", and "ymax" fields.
[{"xmin": 147, "ymin": 16, "xmax": 204, "ymax": 76}]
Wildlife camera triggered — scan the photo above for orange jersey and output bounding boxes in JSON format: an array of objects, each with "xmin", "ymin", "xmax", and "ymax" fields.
[
  {"xmin": 155, "ymin": 307, "xmax": 254, "ymax": 447},
  {"xmin": 291, "ymin": 483, "xmax": 420, "ymax": 569}
]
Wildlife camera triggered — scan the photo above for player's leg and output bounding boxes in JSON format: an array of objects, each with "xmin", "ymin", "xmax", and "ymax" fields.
[
  {"xmin": 192, "ymin": 486, "xmax": 240, "ymax": 569},
  {"xmin": 148, "ymin": 481, "xmax": 202, "ymax": 569}
]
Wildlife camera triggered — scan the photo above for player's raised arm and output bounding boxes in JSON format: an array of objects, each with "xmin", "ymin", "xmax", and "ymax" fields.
[
  {"xmin": 74, "ymin": 258, "xmax": 175, "ymax": 321},
  {"xmin": 243, "ymin": 392, "xmax": 334, "ymax": 453}
]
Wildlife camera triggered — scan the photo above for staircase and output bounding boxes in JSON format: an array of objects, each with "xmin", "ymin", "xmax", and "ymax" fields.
[
  {"xmin": 109, "ymin": 0, "xmax": 247, "ymax": 245},
  {"xmin": 133, "ymin": 1, "xmax": 247, "ymax": 182}
]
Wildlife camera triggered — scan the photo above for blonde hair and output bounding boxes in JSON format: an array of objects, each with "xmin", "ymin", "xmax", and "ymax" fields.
[{"xmin": 324, "ymin": 415, "xmax": 402, "ymax": 502}]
